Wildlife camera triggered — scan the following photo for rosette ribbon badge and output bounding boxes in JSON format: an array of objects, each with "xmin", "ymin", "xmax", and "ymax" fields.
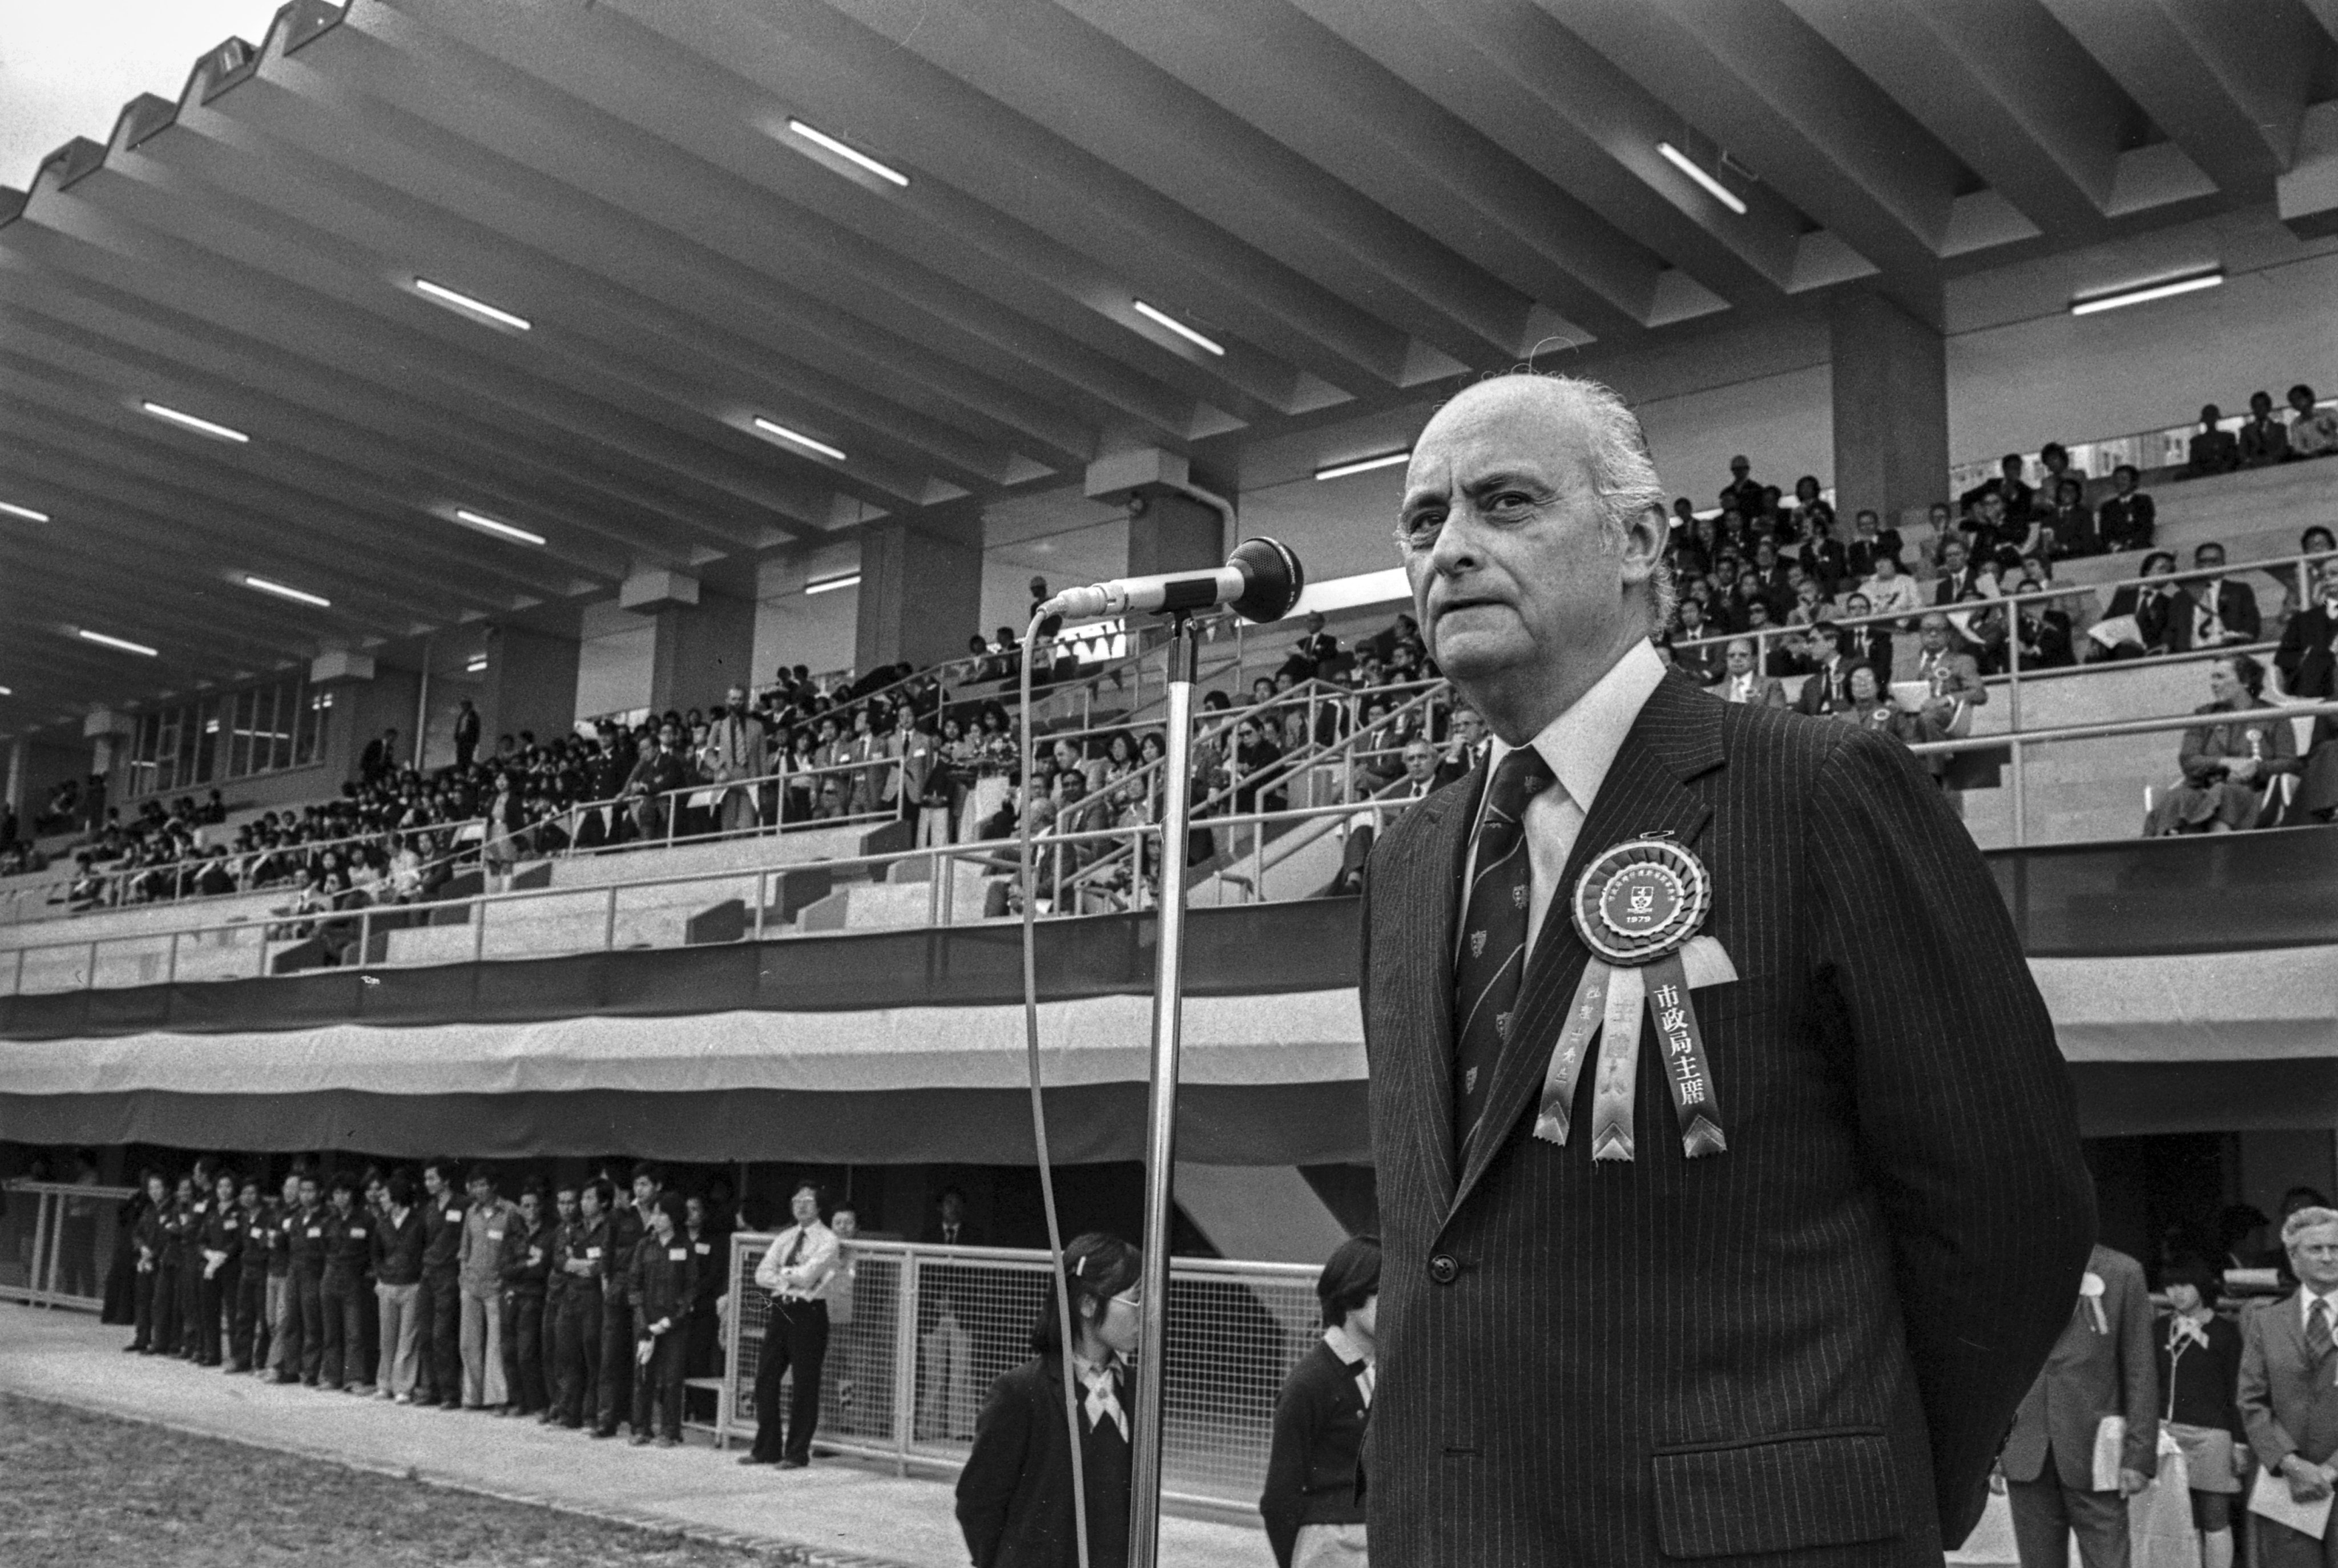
[{"xmin": 1534, "ymin": 835, "xmax": 1736, "ymax": 1161}]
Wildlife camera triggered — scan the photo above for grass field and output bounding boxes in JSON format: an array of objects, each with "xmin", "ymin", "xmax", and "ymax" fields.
[{"xmin": 0, "ymin": 1393, "xmax": 815, "ymax": 1567}]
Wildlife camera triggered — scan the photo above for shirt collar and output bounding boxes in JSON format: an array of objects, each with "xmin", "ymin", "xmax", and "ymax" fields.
[
  {"xmin": 2302, "ymin": 1286, "xmax": 2338, "ymax": 1323},
  {"xmin": 1484, "ymin": 640, "xmax": 1666, "ymax": 818},
  {"xmin": 1323, "ymin": 1323, "xmax": 1374, "ymax": 1368}
]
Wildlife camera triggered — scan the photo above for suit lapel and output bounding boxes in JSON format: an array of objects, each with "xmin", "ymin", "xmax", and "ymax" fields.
[
  {"xmin": 1445, "ymin": 676, "xmax": 1724, "ymax": 1223},
  {"xmin": 1388, "ymin": 766, "xmax": 1481, "ymax": 1220}
]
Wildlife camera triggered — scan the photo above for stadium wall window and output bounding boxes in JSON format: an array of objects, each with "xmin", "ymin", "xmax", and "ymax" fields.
[{"xmin": 123, "ymin": 674, "xmax": 320, "ymax": 798}]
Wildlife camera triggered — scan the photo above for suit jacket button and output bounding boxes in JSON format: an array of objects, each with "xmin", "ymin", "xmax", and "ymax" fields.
[{"xmin": 1428, "ymin": 1253, "xmax": 1459, "ymax": 1285}]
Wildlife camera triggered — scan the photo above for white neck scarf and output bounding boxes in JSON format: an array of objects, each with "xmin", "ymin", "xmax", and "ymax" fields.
[{"xmin": 1078, "ymin": 1360, "xmax": 1127, "ymax": 1440}]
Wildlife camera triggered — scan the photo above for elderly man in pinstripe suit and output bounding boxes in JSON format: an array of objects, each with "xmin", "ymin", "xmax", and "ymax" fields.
[{"xmin": 1358, "ymin": 373, "xmax": 2095, "ymax": 1566}]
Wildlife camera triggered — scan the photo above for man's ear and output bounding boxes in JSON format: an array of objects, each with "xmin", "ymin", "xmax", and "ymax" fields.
[{"xmin": 1618, "ymin": 502, "xmax": 1667, "ymax": 587}]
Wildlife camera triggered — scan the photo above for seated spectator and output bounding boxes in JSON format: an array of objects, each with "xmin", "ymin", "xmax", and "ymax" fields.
[
  {"xmin": 1843, "ymin": 507, "xmax": 1903, "ymax": 582},
  {"xmin": 2275, "ymin": 559, "xmax": 2338, "ymax": 825},
  {"xmin": 1718, "ymin": 454, "xmax": 1763, "ymax": 519},
  {"xmin": 1838, "ymin": 592, "xmax": 1893, "ymax": 680},
  {"xmin": 1949, "ymin": 587, "xmax": 2009, "ymax": 676},
  {"xmin": 1859, "ymin": 553, "xmax": 1923, "ymax": 623},
  {"xmin": 1913, "ymin": 614, "xmax": 1987, "ymax": 736},
  {"xmin": 1835, "ymin": 662, "xmax": 1947, "ymax": 776},
  {"xmin": 2184, "ymin": 405, "xmax": 2240, "ymax": 478},
  {"xmin": 1792, "ymin": 625, "xmax": 1855, "ymax": 716},
  {"xmin": 2008, "ymin": 561, "xmax": 2076, "ymax": 671},
  {"xmin": 1933, "ymin": 537, "xmax": 1993, "ymax": 605},
  {"xmin": 2144, "ymin": 655, "xmax": 2299, "ymax": 836},
  {"xmin": 1433, "ymin": 707, "xmax": 1489, "ymax": 788},
  {"xmin": 1708, "ymin": 639, "xmax": 1786, "ymax": 708},
  {"xmin": 2183, "ymin": 542, "xmax": 2262, "ymax": 648},
  {"xmin": 2037, "ymin": 440, "xmax": 2086, "ymax": 495},
  {"xmin": 2092, "ymin": 551, "xmax": 2191, "ymax": 661},
  {"xmin": 2285, "ymin": 383, "xmax": 2338, "ymax": 460},
  {"xmin": 2237, "ymin": 390, "xmax": 2289, "ymax": 467},
  {"xmin": 1740, "ymin": 603, "xmax": 1801, "ymax": 676},
  {"xmin": 2039, "ymin": 478, "xmax": 2099, "ymax": 559},
  {"xmin": 2097, "ymin": 463, "xmax": 2156, "ymax": 553},
  {"xmin": 2282, "ymin": 525, "xmax": 2338, "ymax": 625},
  {"xmin": 1670, "ymin": 600, "xmax": 1724, "ymax": 685}
]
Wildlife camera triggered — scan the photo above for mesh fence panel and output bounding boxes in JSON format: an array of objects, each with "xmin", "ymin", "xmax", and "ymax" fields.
[
  {"xmin": 0, "ymin": 1187, "xmax": 41, "ymax": 1302},
  {"xmin": 721, "ymin": 1237, "xmax": 1324, "ymax": 1508},
  {"xmin": 0, "ymin": 1183, "xmax": 135, "ymax": 1309}
]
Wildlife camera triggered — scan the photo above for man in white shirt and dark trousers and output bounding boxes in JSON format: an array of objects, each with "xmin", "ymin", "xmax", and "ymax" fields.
[{"xmin": 742, "ymin": 1183, "xmax": 839, "ymax": 1469}]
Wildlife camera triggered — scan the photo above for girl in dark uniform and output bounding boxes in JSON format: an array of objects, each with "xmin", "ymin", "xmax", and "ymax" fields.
[
  {"xmin": 956, "ymin": 1233, "xmax": 1141, "ymax": 1568},
  {"xmin": 1261, "ymin": 1236, "xmax": 1379, "ymax": 1567},
  {"xmin": 2152, "ymin": 1257, "xmax": 2246, "ymax": 1568},
  {"xmin": 126, "ymin": 1171, "xmax": 170, "ymax": 1353}
]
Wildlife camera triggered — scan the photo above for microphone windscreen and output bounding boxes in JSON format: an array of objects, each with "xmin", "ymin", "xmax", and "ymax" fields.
[{"xmin": 1228, "ymin": 537, "xmax": 1303, "ymax": 623}]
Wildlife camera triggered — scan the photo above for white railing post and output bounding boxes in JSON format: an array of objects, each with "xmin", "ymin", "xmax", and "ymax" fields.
[
  {"xmin": 752, "ymin": 869, "xmax": 768, "ymax": 942},
  {"xmin": 2004, "ymin": 602, "xmax": 2028, "ymax": 848},
  {"xmin": 473, "ymin": 891, "xmax": 488, "ymax": 964},
  {"xmin": 85, "ymin": 940, "xmax": 98, "ymax": 991},
  {"xmin": 893, "ymin": 1251, "xmax": 921, "ymax": 1473},
  {"xmin": 604, "ymin": 885, "xmax": 620, "ymax": 953},
  {"xmin": 29, "ymin": 1188, "xmax": 54, "ymax": 1309},
  {"xmin": 166, "ymin": 931, "xmax": 180, "ymax": 986}
]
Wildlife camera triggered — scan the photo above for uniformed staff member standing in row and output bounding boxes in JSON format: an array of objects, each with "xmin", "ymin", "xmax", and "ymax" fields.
[
  {"xmin": 195, "ymin": 1171, "xmax": 241, "ymax": 1368},
  {"xmin": 499, "ymin": 1182, "xmax": 553, "ymax": 1418},
  {"xmin": 319, "ymin": 1174, "xmax": 373, "ymax": 1393},
  {"xmin": 127, "ymin": 1171, "xmax": 170, "ymax": 1355},
  {"xmin": 264, "ymin": 1170, "xmax": 300, "ymax": 1377},
  {"xmin": 458, "ymin": 1166, "xmax": 519, "ymax": 1412},
  {"xmin": 417, "ymin": 1159, "xmax": 465, "ymax": 1408},
  {"xmin": 551, "ymin": 1180, "xmax": 610, "ymax": 1430},
  {"xmin": 594, "ymin": 1169, "xmax": 652, "ymax": 1438},
  {"xmin": 156, "ymin": 1174, "xmax": 193, "ymax": 1358},
  {"xmin": 229, "ymin": 1175, "xmax": 271, "ymax": 1373},
  {"xmin": 176, "ymin": 1167, "xmax": 210, "ymax": 1359},
  {"xmin": 371, "ymin": 1172, "xmax": 427, "ymax": 1402},
  {"xmin": 630, "ymin": 1192, "xmax": 696, "ymax": 1448},
  {"xmin": 279, "ymin": 1172, "xmax": 326, "ymax": 1385}
]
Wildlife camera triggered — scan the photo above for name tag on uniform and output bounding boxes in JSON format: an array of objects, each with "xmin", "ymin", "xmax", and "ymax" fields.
[
  {"xmin": 350, "ymin": 1227, "xmax": 366, "ymax": 1239},
  {"xmin": 527, "ymin": 1248, "xmax": 542, "ymax": 1263},
  {"xmin": 225, "ymin": 1219, "xmax": 240, "ymax": 1231},
  {"xmin": 668, "ymin": 1247, "xmax": 688, "ymax": 1261},
  {"xmin": 446, "ymin": 1208, "xmax": 461, "ymax": 1222},
  {"xmin": 586, "ymin": 1247, "xmax": 602, "ymax": 1260},
  {"xmin": 694, "ymin": 1243, "xmax": 710, "ymax": 1255},
  {"xmin": 306, "ymin": 1227, "xmax": 323, "ymax": 1238},
  {"xmin": 194, "ymin": 1202, "xmax": 208, "ymax": 1214}
]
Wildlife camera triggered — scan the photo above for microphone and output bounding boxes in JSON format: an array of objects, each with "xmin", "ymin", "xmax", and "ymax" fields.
[{"xmin": 1040, "ymin": 537, "xmax": 1304, "ymax": 624}]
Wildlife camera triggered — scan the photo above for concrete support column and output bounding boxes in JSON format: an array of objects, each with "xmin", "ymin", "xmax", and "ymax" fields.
[
  {"xmin": 623, "ymin": 569, "xmax": 757, "ymax": 715},
  {"xmin": 478, "ymin": 623, "xmax": 582, "ymax": 748},
  {"xmin": 1087, "ymin": 448, "xmax": 1232, "ymax": 577},
  {"xmin": 1829, "ymin": 292, "xmax": 1949, "ymax": 535},
  {"xmin": 853, "ymin": 505, "xmax": 984, "ymax": 675}
]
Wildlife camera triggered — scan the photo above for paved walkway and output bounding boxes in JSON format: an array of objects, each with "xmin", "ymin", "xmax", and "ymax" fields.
[{"xmin": 0, "ymin": 1303, "xmax": 1270, "ymax": 1568}]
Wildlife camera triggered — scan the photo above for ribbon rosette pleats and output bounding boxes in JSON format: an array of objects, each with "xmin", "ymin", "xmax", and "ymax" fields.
[{"xmin": 1534, "ymin": 836, "xmax": 1734, "ymax": 1161}]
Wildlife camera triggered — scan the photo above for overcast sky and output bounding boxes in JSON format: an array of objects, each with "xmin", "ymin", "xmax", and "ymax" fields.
[{"xmin": 0, "ymin": 0, "xmax": 285, "ymax": 190}]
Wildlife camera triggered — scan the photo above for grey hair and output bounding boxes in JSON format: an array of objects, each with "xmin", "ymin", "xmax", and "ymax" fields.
[
  {"xmin": 1472, "ymin": 370, "xmax": 1676, "ymax": 633},
  {"xmin": 2285, "ymin": 1206, "xmax": 2338, "ymax": 1247}
]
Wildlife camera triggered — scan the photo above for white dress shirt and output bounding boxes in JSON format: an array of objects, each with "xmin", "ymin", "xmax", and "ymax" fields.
[
  {"xmin": 2300, "ymin": 1286, "xmax": 2338, "ymax": 1334},
  {"xmin": 1460, "ymin": 639, "xmax": 1668, "ymax": 962},
  {"xmin": 755, "ymin": 1221, "xmax": 841, "ymax": 1301}
]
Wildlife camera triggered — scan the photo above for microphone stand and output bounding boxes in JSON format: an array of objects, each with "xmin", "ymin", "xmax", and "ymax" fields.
[{"xmin": 1127, "ymin": 609, "xmax": 1200, "ymax": 1568}]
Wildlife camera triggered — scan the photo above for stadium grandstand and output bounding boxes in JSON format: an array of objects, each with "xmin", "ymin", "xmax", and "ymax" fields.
[{"xmin": 5, "ymin": 3, "xmax": 2338, "ymax": 1563}]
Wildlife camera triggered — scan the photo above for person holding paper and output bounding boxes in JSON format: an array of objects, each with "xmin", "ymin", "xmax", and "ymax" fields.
[
  {"xmin": 2239, "ymin": 1206, "xmax": 2338, "ymax": 1565},
  {"xmin": 1996, "ymin": 1243, "xmax": 2158, "ymax": 1568},
  {"xmin": 2155, "ymin": 1258, "xmax": 2248, "ymax": 1568}
]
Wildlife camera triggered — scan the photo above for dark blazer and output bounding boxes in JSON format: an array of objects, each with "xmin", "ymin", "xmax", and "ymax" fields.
[
  {"xmin": 2242, "ymin": 1293, "xmax": 2338, "ymax": 1472},
  {"xmin": 1357, "ymin": 670, "xmax": 2093, "ymax": 1565},
  {"xmin": 2186, "ymin": 577, "xmax": 2263, "ymax": 644},
  {"xmin": 2097, "ymin": 493, "xmax": 2156, "ymax": 553},
  {"xmin": 956, "ymin": 1355, "xmax": 1132, "ymax": 1568},
  {"xmin": 1998, "ymin": 1245, "xmax": 2159, "ymax": 1487},
  {"xmin": 1260, "ymin": 1339, "xmax": 1370, "ymax": 1567},
  {"xmin": 2276, "ymin": 604, "xmax": 2338, "ymax": 746}
]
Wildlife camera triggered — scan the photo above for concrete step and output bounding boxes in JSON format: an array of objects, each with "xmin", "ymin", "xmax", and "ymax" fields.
[
  {"xmin": 0, "ymin": 890, "xmax": 285, "ymax": 952},
  {"xmin": 794, "ymin": 861, "xmax": 997, "ymax": 933},
  {"xmin": 545, "ymin": 820, "xmax": 897, "ymax": 890}
]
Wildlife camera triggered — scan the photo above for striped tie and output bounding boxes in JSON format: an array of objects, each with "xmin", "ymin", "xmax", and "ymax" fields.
[
  {"xmin": 2312, "ymin": 1299, "xmax": 2333, "ymax": 1363},
  {"xmin": 1453, "ymin": 747, "xmax": 1555, "ymax": 1158}
]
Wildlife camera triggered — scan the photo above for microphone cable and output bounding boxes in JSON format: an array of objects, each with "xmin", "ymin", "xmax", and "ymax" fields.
[{"xmin": 1019, "ymin": 611, "xmax": 1094, "ymax": 1568}]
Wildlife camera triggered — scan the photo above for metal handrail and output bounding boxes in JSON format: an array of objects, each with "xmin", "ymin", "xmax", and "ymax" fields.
[
  {"xmin": 1671, "ymin": 544, "xmax": 2338, "ymax": 655},
  {"xmin": 21, "ymin": 813, "xmax": 488, "ymax": 908},
  {"xmin": 1902, "ymin": 697, "xmax": 2338, "ymax": 757}
]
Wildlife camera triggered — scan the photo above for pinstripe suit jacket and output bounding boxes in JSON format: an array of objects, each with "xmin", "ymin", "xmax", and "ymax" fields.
[{"xmin": 1359, "ymin": 670, "xmax": 2094, "ymax": 1565}]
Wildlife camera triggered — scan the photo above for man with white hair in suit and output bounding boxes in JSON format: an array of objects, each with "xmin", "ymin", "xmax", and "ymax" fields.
[{"xmin": 2242, "ymin": 1205, "xmax": 2338, "ymax": 1566}]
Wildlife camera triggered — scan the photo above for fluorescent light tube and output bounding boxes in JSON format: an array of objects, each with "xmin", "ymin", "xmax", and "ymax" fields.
[
  {"xmin": 77, "ymin": 628, "xmax": 159, "ymax": 656},
  {"xmin": 1132, "ymin": 300, "xmax": 1226, "ymax": 356},
  {"xmin": 2070, "ymin": 271, "xmax": 2224, "ymax": 316},
  {"xmin": 453, "ymin": 507, "xmax": 547, "ymax": 546},
  {"xmin": 786, "ymin": 119, "xmax": 909, "ymax": 187},
  {"xmin": 753, "ymin": 417, "xmax": 848, "ymax": 462},
  {"xmin": 414, "ymin": 277, "xmax": 532, "ymax": 331},
  {"xmin": 142, "ymin": 401, "xmax": 250, "ymax": 443},
  {"xmin": 0, "ymin": 500, "xmax": 50, "ymax": 522},
  {"xmin": 804, "ymin": 572, "xmax": 860, "ymax": 595},
  {"xmin": 244, "ymin": 574, "xmax": 331, "ymax": 608},
  {"xmin": 1315, "ymin": 450, "xmax": 1411, "ymax": 482},
  {"xmin": 466, "ymin": 655, "xmax": 489, "ymax": 673},
  {"xmin": 1658, "ymin": 143, "xmax": 1747, "ymax": 216}
]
